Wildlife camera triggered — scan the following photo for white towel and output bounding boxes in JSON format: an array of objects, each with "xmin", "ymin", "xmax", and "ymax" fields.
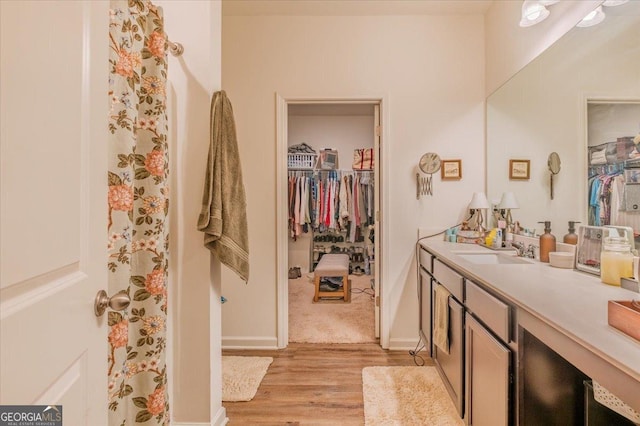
[
  {"xmin": 433, "ymin": 284, "xmax": 451, "ymax": 354},
  {"xmin": 590, "ymin": 148, "xmax": 607, "ymax": 165}
]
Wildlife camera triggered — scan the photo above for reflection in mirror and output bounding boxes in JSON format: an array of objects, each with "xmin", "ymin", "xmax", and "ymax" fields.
[
  {"xmin": 587, "ymin": 101, "xmax": 640, "ymax": 231},
  {"xmin": 548, "ymin": 152, "xmax": 561, "ymax": 200},
  {"xmin": 487, "ymin": 1, "xmax": 640, "ymax": 237}
]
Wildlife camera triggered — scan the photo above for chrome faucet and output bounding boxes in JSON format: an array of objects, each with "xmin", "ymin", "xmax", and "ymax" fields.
[
  {"xmin": 512, "ymin": 241, "xmax": 526, "ymax": 257},
  {"xmin": 512, "ymin": 241, "xmax": 537, "ymax": 259},
  {"xmin": 523, "ymin": 244, "xmax": 537, "ymax": 259}
]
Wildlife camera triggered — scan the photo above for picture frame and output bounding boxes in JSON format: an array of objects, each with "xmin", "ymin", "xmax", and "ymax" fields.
[
  {"xmin": 509, "ymin": 159, "xmax": 530, "ymax": 180},
  {"xmin": 441, "ymin": 159, "xmax": 462, "ymax": 180}
]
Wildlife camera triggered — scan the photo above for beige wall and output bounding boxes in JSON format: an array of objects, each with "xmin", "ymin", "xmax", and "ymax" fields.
[
  {"xmin": 222, "ymin": 14, "xmax": 485, "ymax": 349},
  {"xmin": 159, "ymin": 1, "xmax": 224, "ymax": 424},
  {"xmin": 485, "ymin": 0, "xmax": 602, "ymax": 96}
]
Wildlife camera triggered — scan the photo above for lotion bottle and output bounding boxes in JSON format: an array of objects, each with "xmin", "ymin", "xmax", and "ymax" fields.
[
  {"xmin": 538, "ymin": 221, "xmax": 556, "ymax": 263},
  {"xmin": 563, "ymin": 221, "xmax": 580, "ymax": 245}
]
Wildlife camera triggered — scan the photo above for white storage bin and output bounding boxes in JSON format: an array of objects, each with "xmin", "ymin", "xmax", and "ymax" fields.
[{"xmin": 287, "ymin": 153, "xmax": 316, "ymax": 169}]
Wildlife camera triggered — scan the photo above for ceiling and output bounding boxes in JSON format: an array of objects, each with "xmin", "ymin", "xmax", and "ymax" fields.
[{"xmin": 222, "ymin": 0, "xmax": 495, "ymax": 16}]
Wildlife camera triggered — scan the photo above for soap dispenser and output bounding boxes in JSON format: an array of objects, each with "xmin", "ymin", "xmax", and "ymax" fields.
[
  {"xmin": 538, "ymin": 221, "xmax": 557, "ymax": 263},
  {"xmin": 563, "ymin": 221, "xmax": 580, "ymax": 245}
]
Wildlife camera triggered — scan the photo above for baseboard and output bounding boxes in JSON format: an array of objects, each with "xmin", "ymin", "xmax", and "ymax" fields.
[
  {"xmin": 222, "ymin": 335, "xmax": 278, "ymax": 350},
  {"xmin": 172, "ymin": 407, "xmax": 227, "ymax": 426},
  {"xmin": 212, "ymin": 406, "xmax": 228, "ymax": 426},
  {"xmin": 388, "ymin": 337, "xmax": 420, "ymax": 351}
]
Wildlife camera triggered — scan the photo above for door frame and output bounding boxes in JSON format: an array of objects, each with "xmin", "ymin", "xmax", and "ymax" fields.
[{"xmin": 275, "ymin": 94, "xmax": 390, "ymax": 348}]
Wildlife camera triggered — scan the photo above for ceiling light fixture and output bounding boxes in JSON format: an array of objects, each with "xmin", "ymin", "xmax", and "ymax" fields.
[
  {"xmin": 577, "ymin": 6, "xmax": 606, "ymax": 27},
  {"xmin": 519, "ymin": 1, "xmax": 550, "ymax": 27},
  {"xmin": 602, "ymin": 0, "xmax": 629, "ymax": 6}
]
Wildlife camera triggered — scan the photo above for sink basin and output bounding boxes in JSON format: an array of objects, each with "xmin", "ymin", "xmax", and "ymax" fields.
[{"xmin": 456, "ymin": 253, "xmax": 532, "ymax": 265}]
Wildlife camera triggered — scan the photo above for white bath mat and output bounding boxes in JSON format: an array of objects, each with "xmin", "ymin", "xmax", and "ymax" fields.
[
  {"xmin": 222, "ymin": 356, "xmax": 273, "ymax": 402},
  {"xmin": 362, "ymin": 366, "xmax": 463, "ymax": 425}
]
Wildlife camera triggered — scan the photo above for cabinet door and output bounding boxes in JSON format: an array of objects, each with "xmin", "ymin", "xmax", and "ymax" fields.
[
  {"xmin": 419, "ymin": 268, "xmax": 431, "ymax": 356},
  {"xmin": 433, "ymin": 295, "xmax": 465, "ymax": 417},
  {"xmin": 466, "ymin": 313, "xmax": 511, "ymax": 426}
]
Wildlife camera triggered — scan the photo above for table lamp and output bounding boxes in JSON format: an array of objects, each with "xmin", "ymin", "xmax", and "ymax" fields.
[{"xmin": 469, "ymin": 192, "xmax": 490, "ymax": 232}]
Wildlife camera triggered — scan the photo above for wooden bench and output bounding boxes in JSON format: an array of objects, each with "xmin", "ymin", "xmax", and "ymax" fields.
[{"xmin": 313, "ymin": 253, "xmax": 350, "ymax": 302}]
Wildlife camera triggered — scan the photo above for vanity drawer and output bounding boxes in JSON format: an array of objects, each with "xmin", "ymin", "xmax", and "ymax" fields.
[
  {"xmin": 433, "ymin": 259, "xmax": 464, "ymax": 301},
  {"xmin": 419, "ymin": 247, "xmax": 433, "ymax": 273},
  {"xmin": 466, "ymin": 280, "xmax": 510, "ymax": 342}
]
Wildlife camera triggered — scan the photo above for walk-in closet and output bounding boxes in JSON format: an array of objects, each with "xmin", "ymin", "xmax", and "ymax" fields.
[
  {"xmin": 286, "ymin": 102, "xmax": 380, "ymax": 344},
  {"xmin": 587, "ymin": 102, "xmax": 640, "ymax": 233}
]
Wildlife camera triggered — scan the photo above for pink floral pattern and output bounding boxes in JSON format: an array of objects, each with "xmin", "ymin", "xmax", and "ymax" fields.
[
  {"xmin": 108, "ymin": 1, "xmax": 169, "ymax": 424},
  {"xmin": 146, "ymin": 386, "xmax": 166, "ymax": 416},
  {"xmin": 109, "ymin": 320, "xmax": 129, "ymax": 349},
  {"xmin": 145, "ymin": 150, "xmax": 165, "ymax": 177},
  {"xmin": 108, "ymin": 184, "xmax": 134, "ymax": 212},
  {"xmin": 147, "ymin": 31, "xmax": 166, "ymax": 58},
  {"xmin": 145, "ymin": 269, "xmax": 165, "ymax": 296}
]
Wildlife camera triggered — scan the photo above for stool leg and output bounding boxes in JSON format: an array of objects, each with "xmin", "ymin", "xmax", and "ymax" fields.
[
  {"xmin": 314, "ymin": 276, "xmax": 320, "ymax": 302},
  {"xmin": 343, "ymin": 274, "xmax": 350, "ymax": 302}
]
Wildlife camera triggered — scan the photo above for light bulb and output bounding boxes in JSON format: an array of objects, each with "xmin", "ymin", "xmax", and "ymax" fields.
[
  {"xmin": 577, "ymin": 6, "xmax": 605, "ymax": 27},
  {"xmin": 520, "ymin": 1, "xmax": 550, "ymax": 27},
  {"xmin": 602, "ymin": 0, "xmax": 628, "ymax": 6}
]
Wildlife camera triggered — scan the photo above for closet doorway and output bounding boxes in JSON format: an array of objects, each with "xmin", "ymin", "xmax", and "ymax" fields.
[{"xmin": 276, "ymin": 96, "xmax": 384, "ymax": 348}]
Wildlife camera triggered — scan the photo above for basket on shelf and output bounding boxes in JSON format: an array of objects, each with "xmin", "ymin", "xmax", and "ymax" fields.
[{"xmin": 288, "ymin": 153, "xmax": 317, "ymax": 169}]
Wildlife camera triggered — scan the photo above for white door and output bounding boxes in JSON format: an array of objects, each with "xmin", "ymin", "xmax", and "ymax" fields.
[
  {"xmin": 373, "ymin": 103, "xmax": 381, "ymax": 338},
  {"xmin": 1, "ymin": 2, "xmax": 109, "ymax": 425}
]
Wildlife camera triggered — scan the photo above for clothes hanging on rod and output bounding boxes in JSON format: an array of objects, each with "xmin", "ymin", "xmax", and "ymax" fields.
[
  {"xmin": 589, "ymin": 170, "xmax": 621, "ymax": 226},
  {"xmin": 287, "ymin": 169, "xmax": 374, "ymax": 241},
  {"xmin": 610, "ymin": 174, "xmax": 640, "ymax": 233},
  {"xmin": 588, "ymin": 162, "xmax": 625, "ymax": 178}
]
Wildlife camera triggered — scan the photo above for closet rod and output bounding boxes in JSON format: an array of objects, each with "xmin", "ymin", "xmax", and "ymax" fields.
[{"xmin": 286, "ymin": 169, "xmax": 373, "ymax": 172}]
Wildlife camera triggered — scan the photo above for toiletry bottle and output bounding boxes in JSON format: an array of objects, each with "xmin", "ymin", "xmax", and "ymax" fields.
[
  {"xmin": 563, "ymin": 221, "xmax": 580, "ymax": 245},
  {"xmin": 494, "ymin": 229, "xmax": 503, "ymax": 249},
  {"xmin": 600, "ymin": 236, "xmax": 633, "ymax": 286},
  {"xmin": 504, "ymin": 227, "xmax": 513, "ymax": 248},
  {"xmin": 485, "ymin": 229, "xmax": 496, "ymax": 247},
  {"xmin": 538, "ymin": 221, "xmax": 556, "ymax": 263}
]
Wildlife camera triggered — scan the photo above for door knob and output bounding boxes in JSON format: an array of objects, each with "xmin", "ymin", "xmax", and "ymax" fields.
[{"xmin": 94, "ymin": 289, "xmax": 131, "ymax": 317}]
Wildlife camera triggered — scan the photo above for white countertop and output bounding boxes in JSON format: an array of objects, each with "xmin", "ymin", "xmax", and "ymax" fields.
[{"xmin": 420, "ymin": 238, "xmax": 640, "ymax": 412}]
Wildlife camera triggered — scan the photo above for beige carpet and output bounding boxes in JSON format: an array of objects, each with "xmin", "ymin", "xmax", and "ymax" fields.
[
  {"xmin": 222, "ymin": 356, "xmax": 273, "ymax": 402},
  {"xmin": 288, "ymin": 274, "xmax": 375, "ymax": 343},
  {"xmin": 362, "ymin": 366, "xmax": 464, "ymax": 426}
]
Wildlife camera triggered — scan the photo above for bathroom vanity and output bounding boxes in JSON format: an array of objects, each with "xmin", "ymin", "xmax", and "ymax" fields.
[{"xmin": 419, "ymin": 239, "xmax": 640, "ymax": 425}]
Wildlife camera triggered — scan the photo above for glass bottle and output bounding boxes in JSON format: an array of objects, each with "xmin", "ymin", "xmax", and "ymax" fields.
[{"xmin": 600, "ymin": 237, "xmax": 633, "ymax": 286}]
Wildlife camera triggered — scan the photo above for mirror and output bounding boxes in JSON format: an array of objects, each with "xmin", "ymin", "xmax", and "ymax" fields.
[
  {"xmin": 417, "ymin": 152, "xmax": 441, "ymax": 197},
  {"xmin": 547, "ymin": 152, "xmax": 561, "ymax": 200},
  {"xmin": 487, "ymin": 2, "xmax": 640, "ymax": 236}
]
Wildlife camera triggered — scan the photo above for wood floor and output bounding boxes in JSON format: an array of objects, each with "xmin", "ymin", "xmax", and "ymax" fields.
[{"xmin": 222, "ymin": 342, "xmax": 434, "ymax": 425}]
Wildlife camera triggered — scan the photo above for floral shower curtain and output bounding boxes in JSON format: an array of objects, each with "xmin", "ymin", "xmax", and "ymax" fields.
[{"xmin": 107, "ymin": 0, "xmax": 169, "ymax": 424}]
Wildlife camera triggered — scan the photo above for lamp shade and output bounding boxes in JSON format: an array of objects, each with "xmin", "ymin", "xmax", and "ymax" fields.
[
  {"xmin": 499, "ymin": 192, "xmax": 519, "ymax": 209},
  {"xmin": 469, "ymin": 192, "xmax": 490, "ymax": 209}
]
